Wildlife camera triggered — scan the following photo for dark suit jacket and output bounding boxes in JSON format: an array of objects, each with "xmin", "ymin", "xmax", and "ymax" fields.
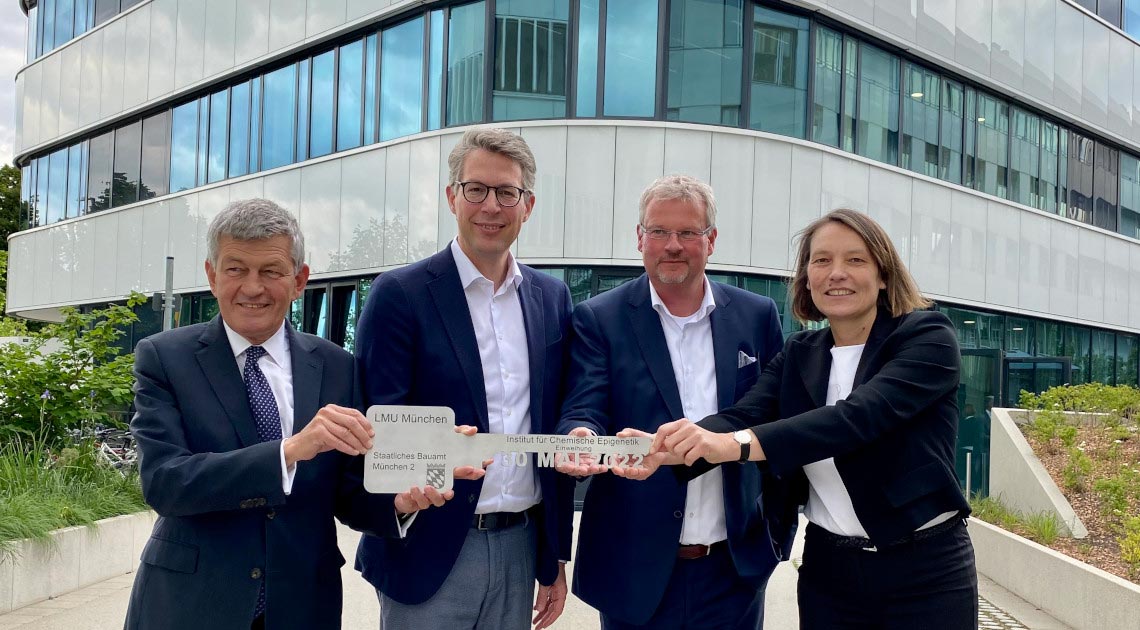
[
  {"xmin": 353, "ymin": 247, "xmax": 575, "ymax": 605},
  {"xmin": 557, "ymin": 275, "xmax": 787, "ymax": 625},
  {"xmin": 125, "ymin": 318, "xmax": 395, "ymax": 630},
  {"xmin": 700, "ymin": 307, "xmax": 970, "ymax": 546}
]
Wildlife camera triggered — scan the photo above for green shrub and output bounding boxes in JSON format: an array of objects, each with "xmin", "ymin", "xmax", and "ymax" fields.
[
  {"xmin": 1062, "ymin": 447, "xmax": 1093, "ymax": 492},
  {"xmin": 1120, "ymin": 517, "xmax": 1140, "ymax": 579},
  {"xmin": 1094, "ymin": 477, "xmax": 1131, "ymax": 521},
  {"xmin": 1024, "ymin": 512, "xmax": 1061, "ymax": 545},
  {"xmin": 1057, "ymin": 423, "xmax": 1079, "ymax": 447},
  {"xmin": 969, "ymin": 496, "xmax": 1062, "ymax": 545},
  {"xmin": 1020, "ymin": 383, "xmax": 1140, "ymax": 420}
]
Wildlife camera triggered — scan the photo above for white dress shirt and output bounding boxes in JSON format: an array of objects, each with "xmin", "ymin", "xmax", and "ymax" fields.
[
  {"xmin": 649, "ymin": 277, "xmax": 728, "ymax": 546},
  {"xmin": 450, "ymin": 239, "xmax": 541, "ymax": 514},
  {"xmin": 223, "ymin": 320, "xmax": 297, "ymax": 495}
]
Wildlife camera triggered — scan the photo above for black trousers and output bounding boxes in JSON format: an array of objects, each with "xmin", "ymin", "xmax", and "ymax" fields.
[{"xmin": 797, "ymin": 519, "xmax": 978, "ymax": 630}]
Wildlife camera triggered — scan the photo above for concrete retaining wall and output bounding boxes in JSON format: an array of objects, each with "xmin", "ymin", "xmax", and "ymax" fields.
[
  {"xmin": 988, "ymin": 408, "xmax": 1088, "ymax": 538},
  {"xmin": 0, "ymin": 511, "xmax": 154, "ymax": 613},
  {"xmin": 970, "ymin": 518, "xmax": 1140, "ymax": 630}
]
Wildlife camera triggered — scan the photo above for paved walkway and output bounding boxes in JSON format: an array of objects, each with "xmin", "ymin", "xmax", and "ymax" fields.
[{"xmin": 0, "ymin": 516, "xmax": 1069, "ymax": 629}]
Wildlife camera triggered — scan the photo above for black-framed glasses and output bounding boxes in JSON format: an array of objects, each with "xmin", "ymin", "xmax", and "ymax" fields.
[
  {"xmin": 455, "ymin": 181, "xmax": 529, "ymax": 207},
  {"xmin": 638, "ymin": 225, "xmax": 714, "ymax": 242}
]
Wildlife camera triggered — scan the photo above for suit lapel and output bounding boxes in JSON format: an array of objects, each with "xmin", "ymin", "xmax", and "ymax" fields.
[
  {"xmin": 794, "ymin": 329, "xmax": 833, "ymax": 409},
  {"xmin": 288, "ymin": 324, "xmax": 323, "ymax": 434},
  {"xmin": 853, "ymin": 308, "xmax": 896, "ymax": 387},
  {"xmin": 627, "ymin": 276, "xmax": 685, "ymax": 423},
  {"xmin": 427, "ymin": 250, "xmax": 490, "ymax": 430},
  {"xmin": 196, "ymin": 317, "xmax": 259, "ymax": 448},
  {"xmin": 709, "ymin": 283, "xmax": 737, "ymax": 410},
  {"xmin": 518, "ymin": 270, "xmax": 545, "ymax": 434}
]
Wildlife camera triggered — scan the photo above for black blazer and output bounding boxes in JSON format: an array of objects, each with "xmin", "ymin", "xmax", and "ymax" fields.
[{"xmin": 699, "ymin": 307, "xmax": 969, "ymax": 546}]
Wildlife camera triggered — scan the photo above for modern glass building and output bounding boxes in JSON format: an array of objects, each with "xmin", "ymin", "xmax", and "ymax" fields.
[{"xmin": 13, "ymin": 0, "xmax": 1140, "ymax": 494}]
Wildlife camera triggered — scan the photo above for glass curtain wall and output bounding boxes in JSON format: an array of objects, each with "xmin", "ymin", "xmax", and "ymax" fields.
[
  {"xmin": 380, "ymin": 17, "xmax": 425, "ymax": 141},
  {"xmin": 855, "ymin": 43, "xmax": 899, "ymax": 164},
  {"xmin": 603, "ymin": 0, "xmax": 660, "ymax": 117},
  {"xmin": 494, "ymin": 0, "xmax": 570, "ymax": 121},
  {"xmin": 1120, "ymin": 153, "xmax": 1140, "ymax": 238},
  {"xmin": 901, "ymin": 63, "xmax": 939, "ymax": 178},
  {"xmin": 750, "ymin": 5, "xmax": 808, "ymax": 137},
  {"xmin": 261, "ymin": 65, "xmax": 298, "ymax": 170},
  {"xmin": 666, "ymin": 0, "xmax": 744, "ymax": 126},
  {"xmin": 1009, "ymin": 108, "xmax": 1041, "ymax": 209},
  {"xmin": 309, "ymin": 51, "xmax": 336, "ymax": 159},
  {"xmin": 337, "ymin": 41, "xmax": 365, "ymax": 151},
  {"xmin": 139, "ymin": 112, "xmax": 170, "ymax": 200},
  {"xmin": 447, "ymin": 2, "xmax": 486, "ymax": 126},
  {"xmin": 811, "ymin": 26, "xmax": 842, "ymax": 147}
]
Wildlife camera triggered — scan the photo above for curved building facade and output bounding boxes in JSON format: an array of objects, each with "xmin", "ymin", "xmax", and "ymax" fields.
[{"xmin": 12, "ymin": 0, "xmax": 1140, "ymax": 489}]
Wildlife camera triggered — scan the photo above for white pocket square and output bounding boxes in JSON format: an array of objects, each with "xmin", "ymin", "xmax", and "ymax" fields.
[{"xmin": 738, "ymin": 350, "xmax": 757, "ymax": 368}]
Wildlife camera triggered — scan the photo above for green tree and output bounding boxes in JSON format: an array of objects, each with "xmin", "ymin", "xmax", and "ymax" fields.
[{"xmin": 0, "ymin": 164, "xmax": 20, "ymax": 249}]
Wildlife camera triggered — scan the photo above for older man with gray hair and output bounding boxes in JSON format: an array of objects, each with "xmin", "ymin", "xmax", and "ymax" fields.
[{"xmin": 124, "ymin": 199, "xmax": 483, "ymax": 630}]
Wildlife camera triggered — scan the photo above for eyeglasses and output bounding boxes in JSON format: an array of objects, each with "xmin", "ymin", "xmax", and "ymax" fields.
[
  {"xmin": 638, "ymin": 225, "xmax": 714, "ymax": 242},
  {"xmin": 455, "ymin": 181, "xmax": 529, "ymax": 207}
]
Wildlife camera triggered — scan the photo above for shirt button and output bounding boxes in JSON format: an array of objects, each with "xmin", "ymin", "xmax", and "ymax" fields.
[
  {"xmin": 250, "ymin": 568, "xmax": 262, "ymax": 579},
  {"xmin": 688, "ymin": 512, "xmax": 695, "ymax": 517},
  {"xmin": 266, "ymin": 509, "xmax": 276, "ymax": 520},
  {"xmin": 506, "ymin": 409, "xmax": 512, "ymax": 416},
  {"xmin": 673, "ymin": 510, "xmax": 683, "ymax": 519}
]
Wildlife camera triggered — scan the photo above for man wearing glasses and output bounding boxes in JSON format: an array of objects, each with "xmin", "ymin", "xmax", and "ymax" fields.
[
  {"xmin": 555, "ymin": 175, "xmax": 792, "ymax": 629},
  {"xmin": 354, "ymin": 128, "xmax": 574, "ymax": 630}
]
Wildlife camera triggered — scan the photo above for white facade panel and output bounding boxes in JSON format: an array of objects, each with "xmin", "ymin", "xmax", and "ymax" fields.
[
  {"xmin": 955, "ymin": 0, "xmax": 992, "ymax": 77},
  {"xmin": 984, "ymin": 201, "xmax": 1020, "ymax": 307},
  {"xmin": 57, "ymin": 46, "xmax": 81, "ymax": 137},
  {"xmin": 147, "ymin": 0, "xmax": 178, "ymax": 101},
  {"xmin": 408, "ymin": 138, "xmax": 442, "ymax": 265},
  {"xmin": 70, "ymin": 219, "xmax": 96, "ymax": 303},
  {"xmin": 348, "ymin": 0, "xmax": 392, "ymax": 22},
  {"xmin": 204, "ymin": 0, "xmax": 238, "ymax": 80},
  {"xmin": 819, "ymin": 154, "xmax": 869, "ymax": 216},
  {"xmin": 948, "ymin": 191, "xmax": 987, "ymax": 302},
  {"xmin": 989, "ymin": 0, "xmax": 1024, "ymax": 92},
  {"xmin": 867, "ymin": 168, "xmax": 913, "ymax": 265},
  {"xmin": 339, "ymin": 150, "xmax": 387, "ymax": 271},
  {"xmin": 1081, "ymin": 18, "xmax": 1110, "ymax": 132},
  {"xmin": 383, "ymin": 142, "xmax": 411, "ymax": 266},
  {"xmin": 227, "ymin": 178, "xmax": 267, "ymax": 203},
  {"xmin": 909, "ymin": 179, "xmax": 951, "ymax": 296},
  {"xmin": 1130, "ymin": 246, "xmax": 1140, "ymax": 329},
  {"xmin": 235, "ymin": 0, "xmax": 272, "ymax": 66},
  {"xmin": 1022, "ymin": 0, "xmax": 1055, "ymax": 105},
  {"xmin": 9, "ymin": 238, "xmax": 34, "ymax": 311},
  {"xmin": 269, "ymin": 0, "xmax": 307, "ymax": 54},
  {"xmin": 307, "ymin": 0, "xmax": 348, "ymax": 38},
  {"xmin": 140, "ymin": 201, "xmax": 172, "ymax": 291},
  {"xmin": 49, "ymin": 224, "xmax": 73, "ymax": 305},
  {"xmin": 787, "ymin": 145, "xmax": 823, "ymax": 268},
  {"xmin": 194, "ymin": 188, "xmax": 231, "ymax": 287},
  {"xmin": 14, "ymin": 73, "xmax": 23, "ymax": 153},
  {"xmin": 708, "ymin": 133, "xmax": 755, "ymax": 267},
  {"xmin": 611, "ymin": 126, "xmax": 664, "ymax": 261},
  {"xmin": 21, "ymin": 63, "xmax": 41, "ymax": 152},
  {"xmin": 1077, "ymin": 229, "xmax": 1106, "ymax": 322},
  {"xmin": 1049, "ymin": 220, "xmax": 1080, "ymax": 318},
  {"xmin": 663, "ymin": 128, "xmax": 712, "ymax": 184},
  {"xmin": 1018, "ymin": 210, "xmax": 1051, "ymax": 313},
  {"xmin": 564, "ymin": 126, "xmax": 616, "ymax": 259},
  {"xmin": 830, "ymin": 0, "xmax": 874, "ymax": 25},
  {"xmin": 750, "ymin": 138, "xmax": 792, "ymax": 271},
  {"xmin": 168, "ymin": 194, "xmax": 200, "ymax": 290},
  {"xmin": 122, "ymin": 6, "xmax": 152, "ymax": 112},
  {"xmin": 437, "ymin": 133, "xmax": 462, "ymax": 251},
  {"xmin": 92, "ymin": 214, "xmax": 120, "ymax": 299},
  {"xmin": 916, "ymin": 0, "xmax": 956, "ymax": 62},
  {"xmin": 115, "ymin": 208, "xmax": 145, "ymax": 297},
  {"xmin": 518, "ymin": 126, "xmax": 568, "ymax": 259},
  {"xmin": 1104, "ymin": 237, "xmax": 1130, "ymax": 327},
  {"xmin": 1108, "ymin": 34, "xmax": 1134, "ymax": 142},
  {"xmin": 263, "ymin": 169, "xmax": 303, "ymax": 227},
  {"xmin": 873, "ymin": 0, "xmax": 917, "ymax": 44},
  {"xmin": 1052, "ymin": 3, "xmax": 1085, "ymax": 118},
  {"xmin": 38, "ymin": 53, "xmax": 60, "ymax": 144},
  {"xmin": 31, "ymin": 229, "xmax": 52, "ymax": 305},
  {"xmin": 174, "ymin": 0, "xmax": 208, "ymax": 90},
  {"xmin": 99, "ymin": 20, "xmax": 126, "ymax": 122},
  {"xmin": 299, "ymin": 161, "xmax": 343, "ymax": 275},
  {"xmin": 1133, "ymin": 46, "xmax": 1140, "ymax": 147}
]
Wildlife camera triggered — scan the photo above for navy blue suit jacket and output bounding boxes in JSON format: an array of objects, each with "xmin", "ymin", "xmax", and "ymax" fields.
[
  {"xmin": 125, "ymin": 318, "xmax": 395, "ymax": 630},
  {"xmin": 556, "ymin": 275, "xmax": 788, "ymax": 625},
  {"xmin": 353, "ymin": 247, "xmax": 575, "ymax": 605}
]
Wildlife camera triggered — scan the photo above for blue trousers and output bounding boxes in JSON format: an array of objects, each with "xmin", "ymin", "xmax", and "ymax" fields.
[
  {"xmin": 600, "ymin": 544, "xmax": 765, "ymax": 630},
  {"xmin": 378, "ymin": 519, "xmax": 537, "ymax": 630}
]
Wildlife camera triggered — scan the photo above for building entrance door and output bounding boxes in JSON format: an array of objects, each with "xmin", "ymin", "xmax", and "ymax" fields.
[{"xmin": 957, "ymin": 349, "xmax": 1001, "ymax": 498}]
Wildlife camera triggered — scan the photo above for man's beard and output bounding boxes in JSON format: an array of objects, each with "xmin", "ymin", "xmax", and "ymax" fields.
[{"xmin": 654, "ymin": 259, "xmax": 690, "ymax": 284}]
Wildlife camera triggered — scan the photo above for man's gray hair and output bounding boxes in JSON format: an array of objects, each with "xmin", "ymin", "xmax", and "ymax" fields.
[
  {"xmin": 447, "ymin": 128, "xmax": 537, "ymax": 192},
  {"xmin": 638, "ymin": 174, "xmax": 718, "ymax": 229},
  {"xmin": 206, "ymin": 199, "xmax": 306, "ymax": 271}
]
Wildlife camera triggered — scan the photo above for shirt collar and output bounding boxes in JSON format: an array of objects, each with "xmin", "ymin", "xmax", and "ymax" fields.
[
  {"xmin": 222, "ymin": 319, "xmax": 289, "ymax": 367},
  {"xmin": 648, "ymin": 275, "xmax": 717, "ymax": 322},
  {"xmin": 450, "ymin": 238, "xmax": 523, "ymax": 291}
]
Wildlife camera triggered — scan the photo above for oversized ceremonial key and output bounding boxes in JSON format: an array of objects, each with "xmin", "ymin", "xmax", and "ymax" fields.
[{"xmin": 363, "ymin": 405, "xmax": 653, "ymax": 494}]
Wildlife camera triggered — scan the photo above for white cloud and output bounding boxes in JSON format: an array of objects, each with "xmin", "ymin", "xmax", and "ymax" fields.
[{"xmin": 0, "ymin": 3, "xmax": 27, "ymax": 167}]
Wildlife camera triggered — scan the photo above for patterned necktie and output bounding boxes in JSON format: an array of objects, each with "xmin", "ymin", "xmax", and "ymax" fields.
[{"xmin": 243, "ymin": 345, "xmax": 280, "ymax": 620}]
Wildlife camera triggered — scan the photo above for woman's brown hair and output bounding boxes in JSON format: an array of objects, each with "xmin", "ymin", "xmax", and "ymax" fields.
[{"xmin": 789, "ymin": 209, "xmax": 931, "ymax": 323}]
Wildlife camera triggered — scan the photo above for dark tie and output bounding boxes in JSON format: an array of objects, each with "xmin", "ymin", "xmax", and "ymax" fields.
[{"xmin": 243, "ymin": 345, "xmax": 280, "ymax": 620}]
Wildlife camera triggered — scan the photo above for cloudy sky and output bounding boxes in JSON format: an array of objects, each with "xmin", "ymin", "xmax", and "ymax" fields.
[{"xmin": 0, "ymin": 2, "xmax": 27, "ymax": 167}]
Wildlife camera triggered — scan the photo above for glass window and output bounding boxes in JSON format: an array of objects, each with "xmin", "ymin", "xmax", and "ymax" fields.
[
  {"xmin": 428, "ymin": 10, "xmax": 444, "ymax": 130},
  {"xmin": 75, "ymin": 0, "xmax": 89, "ymax": 36},
  {"xmin": 943, "ymin": 306, "xmax": 1004, "ymax": 350},
  {"xmin": 1093, "ymin": 141, "xmax": 1119, "ymax": 232},
  {"xmin": 575, "ymin": 0, "xmax": 600, "ymax": 116},
  {"xmin": 1039, "ymin": 121, "xmax": 1060, "ymax": 214},
  {"xmin": 494, "ymin": 0, "xmax": 570, "ymax": 121},
  {"xmin": 66, "ymin": 142, "xmax": 86, "ymax": 218},
  {"xmin": 1006, "ymin": 317, "xmax": 1033, "ymax": 356},
  {"xmin": 1009, "ymin": 108, "xmax": 1041, "ymax": 208},
  {"xmin": 380, "ymin": 17, "xmax": 425, "ymax": 141},
  {"xmin": 45, "ymin": 147, "xmax": 68, "ymax": 224},
  {"xmin": 939, "ymin": 79, "xmax": 964, "ymax": 184},
  {"xmin": 603, "ymin": 0, "xmax": 660, "ymax": 117},
  {"xmin": 112, "ymin": 121, "xmax": 141, "ymax": 207},
  {"xmin": 338, "ymin": 41, "xmax": 365, "ymax": 151},
  {"xmin": 140, "ymin": 111, "xmax": 170, "ymax": 200},
  {"xmin": 1121, "ymin": 153, "xmax": 1140, "ymax": 238},
  {"xmin": 54, "ymin": 0, "xmax": 74, "ymax": 51},
  {"xmin": 842, "ymin": 36, "xmax": 857, "ymax": 152},
  {"xmin": 228, "ymin": 81, "xmax": 251, "ymax": 179},
  {"xmin": 309, "ymin": 51, "xmax": 336, "ymax": 158},
  {"xmin": 1066, "ymin": 131, "xmax": 1095, "ymax": 224},
  {"xmin": 1091, "ymin": 330, "xmax": 1116, "ymax": 385},
  {"xmin": 969, "ymin": 93, "xmax": 1009, "ymax": 198},
  {"xmin": 94, "ymin": 0, "xmax": 117, "ymax": 27},
  {"xmin": 855, "ymin": 43, "xmax": 899, "ymax": 165},
  {"xmin": 1117, "ymin": 333, "xmax": 1138, "ymax": 387},
  {"xmin": 1059, "ymin": 130, "xmax": 1070, "ymax": 219},
  {"xmin": 170, "ymin": 100, "xmax": 200, "ymax": 193},
  {"xmin": 1127, "ymin": 0, "xmax": 1140, "ymax": 40},
  {"xmin": 42, "ymin": 0, "xmax": 56, "ymax": 53},
  {"xmin": 87, "ymin": 131, "xmax": 113, "ymax": 212},
  {"xmin": 364, "ymin": 34, "xmax": 378, "ymax": 143},
  {"xmin": 901, "ymin": 63, "xmax": 940, "ymax": 178},
  {"xmin": 261, "ymin": 64, "xmax": 298, "ymax": 170},
  {"xmin": 666, "ymin": 0, "xmax": 743, "ymax": 126},
  {"xmin": 250, "ymin": 78, "xmax": 262, "ymax": 173},
  {"xmin": 196, "ymin": 97, "xmax": 209, "ymax": 187},
  {"xmin": 447, "ymin": 2, "xmax": 486, "ymax": 126},
  {"xmin": 296, "ymin": 59, "xmax": 311, "ymax": 162},
  {"xmin": 810, "ymin": 26, "xmax": 841, "ymax": 146},
  {"xmin": 750, "ymin": 5, "xmax": 807, "ymax": 137},
  {"xmin": 207, "ymin": 89, "xmax": 229, "ymax": 183},
  {"xmin": 1099, "ymin": 0, "xmax": 1124, "ymax": 26},
  {"xmin": 19, "ymin": 164, "xmax": 32, "ymax": 229},
  {"xmin": 26, "ymin": 6, "xmax": 36, "ymax": 63},
  {"xmin": 34, "ymin": 157, "xmax": 49, "ymax": 225}
]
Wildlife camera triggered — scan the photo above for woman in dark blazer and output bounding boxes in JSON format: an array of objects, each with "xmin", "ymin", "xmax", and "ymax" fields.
[{"xmin": 620, "ymin": 209, "xmax": 976, "ymax": 629}]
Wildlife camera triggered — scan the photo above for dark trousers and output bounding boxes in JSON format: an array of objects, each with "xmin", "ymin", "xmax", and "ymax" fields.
[
  {"xmin": 797, "ymin": 519, "xmax": 978, "ymax": 630},
  {"xmin": 601, "ymin": 544, "xmax": 765, "ymax": 630}
]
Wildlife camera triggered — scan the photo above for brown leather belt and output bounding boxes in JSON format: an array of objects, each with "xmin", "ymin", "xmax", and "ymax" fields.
[{"xmin": 676, "ymin": 541, "xmax": 726, "ymax": 560}]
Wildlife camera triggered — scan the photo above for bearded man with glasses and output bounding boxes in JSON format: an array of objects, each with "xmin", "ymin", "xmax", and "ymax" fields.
[{"xmin": 354, "ymin": 128, "xmax": 574, "ymax": 630}]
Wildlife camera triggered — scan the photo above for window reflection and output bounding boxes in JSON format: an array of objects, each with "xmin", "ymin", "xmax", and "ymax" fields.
[
  {"xmin": 337, "ymin": 41, "xmax": 365, "ymax": 151},
  {"xmin": 66, "ymin": 143, "xmax": 86, "ymax": 218},
  {"xmin": 1120, "ymin": 153, "xmax": 1140, "ymax": 238},
  {"xmin": 1009, "ymin": 108, "xmax": 1041, "ymax": 209},
  {"xmin": 380, "ymin": 17, "xmax": 425, "ymax": 141},
  {"xmin": 902, "ymin": 63, "xmax": 940, "ymax": 178},
  {"xmin": 262, "ymin": 64, "xmax": 298, "ymax": 170},
  {"xmin": 207, "ymin": 90, "xmax": 229, "ymax": 184},
  {"xmin": 448, "ymin": 2, "xmax": 486, "ymax": 126},
  {"xmin": 855, "ymin": 43, "xmax": 899, "ymax": 165},
  {"xmin": 86, "ymin": 131, "xmax": 113, "ymax": 213},
  {"xmin": 170, "ymin": 101, "xmax": 199, "ymax": 193},
  {"xmin": 603, "ymin": 0, "xmax": 659, "ymax": 117},
  {"xmin": 141, "ymin": 112, "xmax": 170, "ymax": 201},
  {"xmin": 667, "ymin": 0, "xmax": 743, "ymax": 126},
  {"xmin": 228, "ymin": 82, "xmax": 252, "ymax": 179},
  {"xmin": 310, "ymin": 51, "xmax": 336, "ymax": 159},
  {"xmin": 494, "ymin": 0, "xmax": 569, "ymax": 121},
  {"xmin": 112, "ymin": 121, "xmax": 142, "ymax": 207},
  {"xmin": 967, "ymin": 92, "xmax": 1009, "ymax": 199},
  {"xmin": 428, "ymin": 10, "xmax": 445, "ymax": 131},
  {"xmin": 575, "ymin": 0, "xmax": 600, "ymax": 116},
  {"xmin": 45, "ymin": 148, "xmax": 68, "ymax": 224},
  {"xmin": 811, "ymin": 26, "xmax": 842, "ymax": 147},
  {"xmin": 750, "ymin": 5, "xmax": 808, "ymax": 137}
]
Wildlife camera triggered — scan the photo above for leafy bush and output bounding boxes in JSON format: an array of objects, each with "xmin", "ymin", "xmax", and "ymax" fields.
[
  {"xmin": 1094, "ymin": 477, "xmax": 1131, "ymax": 520},
  {"xmin": 1020, "ymin": 383, "xmax": 1140, "ymax": 420},
  {"xmin": 1121, "ymin": 517, "xmax": 1140, "ymax": 579},
  {"xmin": 1063, "ymin": 447, "xmax": 1094, "ymax": 492},
  {"xmin": 0, "ymin": 294, "xmax": 145, "ymax": 446},
  {"xmin": 1024, "ymin": 512, "xmax": 1061, "ymax": 545}
]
